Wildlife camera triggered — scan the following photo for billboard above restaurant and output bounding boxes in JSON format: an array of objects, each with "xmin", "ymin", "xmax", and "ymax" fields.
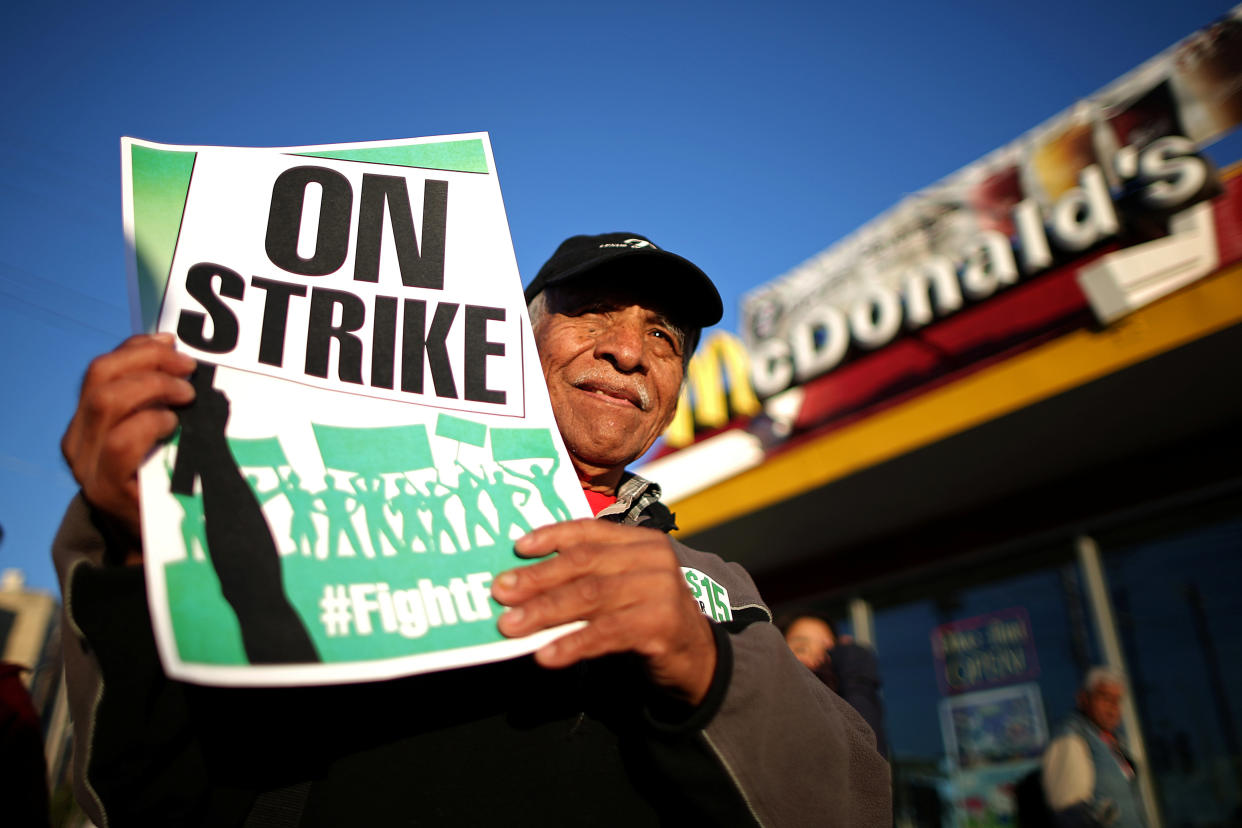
[{"xmin": 741, "ymin": 7, "xmax": 1242, "ymax": 398}]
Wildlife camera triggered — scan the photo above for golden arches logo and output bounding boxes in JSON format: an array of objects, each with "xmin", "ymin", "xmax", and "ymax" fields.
[{"xmin": 663, "ymin": 332, "xmax": 760, "ymax": 449}]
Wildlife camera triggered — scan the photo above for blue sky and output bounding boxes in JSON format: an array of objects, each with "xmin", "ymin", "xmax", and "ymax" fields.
[{"xmin": 1, "ymin": 0, "xmax": 1237, "ymax": 595}]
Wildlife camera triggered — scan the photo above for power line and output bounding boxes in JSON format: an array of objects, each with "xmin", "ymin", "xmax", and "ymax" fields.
[{"xmin": 0, "ymin": 283, "xmax": 125, "ymax": 341}]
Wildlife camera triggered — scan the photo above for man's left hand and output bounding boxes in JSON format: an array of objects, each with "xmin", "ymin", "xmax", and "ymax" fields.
[{"xmin": 492, "ymin": 519, "xmax": 717, "ymax": 706}]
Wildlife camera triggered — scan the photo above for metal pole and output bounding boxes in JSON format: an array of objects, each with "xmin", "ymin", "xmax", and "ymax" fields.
[{"xmin": 1076, "ymin": 534, "xmax": 1162, "ymax": 828}]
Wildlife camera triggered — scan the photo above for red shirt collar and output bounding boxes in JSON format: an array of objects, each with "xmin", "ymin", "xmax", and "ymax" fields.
[{"xmin": 584, "ymin": 489, "xmax": 618, "ymax": 516}]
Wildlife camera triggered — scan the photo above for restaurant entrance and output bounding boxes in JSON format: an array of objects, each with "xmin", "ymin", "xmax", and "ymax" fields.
[{"xmin": 794, "ymin": 490, "xmax": 1242, "ymax": 827}]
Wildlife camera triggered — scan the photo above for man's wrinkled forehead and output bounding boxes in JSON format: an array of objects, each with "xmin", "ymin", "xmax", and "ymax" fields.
[
  {"xmin": 542, "ymin": 277, "xmax": 689, "ymax": 329},
  {"xmin": 1090, "ymin": 682, "xmax": 1124, "ymax": 700}
]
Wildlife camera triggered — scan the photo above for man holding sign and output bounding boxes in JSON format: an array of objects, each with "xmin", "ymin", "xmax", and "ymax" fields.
[{"xmin": 55, "ymin": 232, "xmax": 890, "ymax": 826}]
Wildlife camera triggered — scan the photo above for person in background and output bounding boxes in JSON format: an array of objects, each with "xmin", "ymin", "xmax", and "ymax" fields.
[
  {"xmin": 780, "ymin": 612, "xmax": 888, "ymax": 758},
  {"xmin": 0, "ymin": 661, "xmax": 51, "ymax": 827},
  {"xmin": 1042, "ymin": 667, "xmax": 1146, "ymax": 827}
]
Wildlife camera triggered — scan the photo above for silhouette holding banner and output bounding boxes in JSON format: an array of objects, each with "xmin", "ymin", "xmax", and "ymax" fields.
[
  {"xmin": 436, "ymin": 412, "xmax": 487, "ymax": 460},
  {"xmin": 351, "ymin": 474, "xmax": 404, "ymax": 557},
  {"xmin": 279, "ymin": 470, "xmax": 319, "ymax": 556},
  {"xmin": 480, "ymin": 470, "xmax": 533, "ymax": 539},
  {"xmin": 312, "ymin": 422, "xmax": 438, "ymax": 557},
  {"xmin": 451, "ymin": 462, "xmax": 498, "ymax": 548},
  {"xmin": 493, "ymin": 428, "xmax": 570, "ymax": 522},
  {"xmin": 169, "ymin": 363, "xmax": 318, "ymax": 664},
  {"xmin": 314, "ymin": 476, "xmax": 366, "ymax": 557},
  {"xmin": 423, "ymin": 475, "xmax": 463, "ymax": 554},
  {"xmin": 389, "ymin": 479, "xmax": 437, "ymax": 554}
]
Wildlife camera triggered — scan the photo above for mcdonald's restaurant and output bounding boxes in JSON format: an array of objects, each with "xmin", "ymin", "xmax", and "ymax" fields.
[{"xmin": 639, "ymin": 19, "xmax": 1242, "ymax": 828}]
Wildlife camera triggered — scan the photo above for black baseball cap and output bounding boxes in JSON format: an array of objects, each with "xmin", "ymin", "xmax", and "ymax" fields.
[{"xmin": 524, "ymin": 232, "xmax": 723, "ymax": 328}]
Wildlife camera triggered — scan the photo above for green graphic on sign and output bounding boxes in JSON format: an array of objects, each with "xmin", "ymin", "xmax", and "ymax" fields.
[
  {"xmin": 228, "ymin": 436, "xmax": 289, "ymax": 468},
  {"xmin": 129, "ymin": 144, "xmax": 196, "ymax": 332},
  {"xmin": 166, "ymin": 557, "xmax": 248, "ymax": 664},
  {"xmin": 294, "ymin": 138, "xmax": 488, "ymax": 174},
  {"xmin": 435, "ymin": 413, "xmax": 488, "ymax": 447},
  {"xmin": 312, "ymin": 423, "xmax": 434, "ymax": 473},
  {"xmin": 166, "ymin": 536, "xmax": 519, "ymax": 665},
  {"xmin": 490, "ymin": 428, "xmax": 558, "ymax": 460},
  {"xmin": 161, "ymin": 420, "xmax": 571, "ymax": 666}
]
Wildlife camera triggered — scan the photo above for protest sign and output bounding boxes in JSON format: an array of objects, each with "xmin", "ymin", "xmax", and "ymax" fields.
[{"xmin": 123, "ymin": 134, "xmax": 592, "ymax": 686}]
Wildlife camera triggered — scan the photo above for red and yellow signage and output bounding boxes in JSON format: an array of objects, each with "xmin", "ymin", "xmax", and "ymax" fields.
[
  {"xmin": 651, "ymin": 10, "xmax": 1242, "ymax": 522},
  {"xmin": 741, "ymin": 10, "xmax": 1242, "ymax": 398}
]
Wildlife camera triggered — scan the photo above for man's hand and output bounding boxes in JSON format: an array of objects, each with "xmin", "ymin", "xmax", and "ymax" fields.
[
  {"xmin": 492, "ymin": 519, "xmax": 717, "ymax": 705},
  {"xmin": 61, "ymin": 334, "xmax": 197, "ymax": 545}
]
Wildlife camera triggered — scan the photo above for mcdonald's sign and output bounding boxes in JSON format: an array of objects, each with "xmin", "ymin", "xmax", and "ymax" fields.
[{"xmin": 663, "ymin": 332, "xmax": 761, "ymax": 449}]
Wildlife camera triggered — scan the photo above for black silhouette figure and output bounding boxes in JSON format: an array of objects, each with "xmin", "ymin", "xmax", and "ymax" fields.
[{"xmin": 171, "ymin": 363, "xmax": 318, "ymax": 664}]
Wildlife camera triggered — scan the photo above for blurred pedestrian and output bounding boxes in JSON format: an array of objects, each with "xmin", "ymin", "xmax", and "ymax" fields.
[
  {"xmin": 781, "ymin": 613, "xmax": 888, "ymax": 758},
  {"xmin": 1042, "ymin": 667, "xmax": 1146, "ymax": 827},
  {"xmin": 0, "ymin": 662, "xmax": 51, "ymax": 827}
]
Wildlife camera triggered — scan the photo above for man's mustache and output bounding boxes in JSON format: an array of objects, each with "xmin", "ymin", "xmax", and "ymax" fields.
[{"xmin": 568, "ymin": 368, "xmax": 652, "ymax": 411}]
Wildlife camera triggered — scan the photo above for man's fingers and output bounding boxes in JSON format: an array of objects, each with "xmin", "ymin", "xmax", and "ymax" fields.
[
  {"xmin": 84, "ymin": 370, "xmax": 196, "ymax": 428},
  {"xmin": 61, "ymin": 335, "xmax": 196, "ymax": 539},
  {"xmin": 494, "ymin": 537, "xmax": 669, "ymax": 605},
  {"xmin": 81, "ymin": 407, "xmax": 181, "ymax": 531},
  {"xmin": 531, "ymin": 603, "xmax": 654, "ymax": 668},
  {"xmin": 64, "ymin": 369, "xmax": 194, "ymax": 474},
  {"xmin": 496, "ymin": 564, "xmax": 691, "ymax": 640},
  {"xmin": 513, "ymin": 517, "xmax": 650, "ymax": 558},
  {"xmin": 80, "ymin": 333, "xmax": 196, "ymax": 394},
  {"xmin": 100, "ymin": 407, "xmax": 182, "ymax": 479},
  {"xmin": 497, "ymin": 569, "xmax": 629, "ymax": 638},
  {"xmin": 498, "ymin": 520, "xmax": 717, "ymax": 704},
  {"xmin": 64, "ymin": 335, "xmax": 195, "ymax": 468}
]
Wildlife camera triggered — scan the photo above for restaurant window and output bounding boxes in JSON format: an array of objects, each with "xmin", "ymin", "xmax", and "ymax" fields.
[
  {"xmin": 1096, "ymin": 495, "xmax": 1242, "ymax": 828},
  {"xmin": 870, "ymin": 545, "xmax": 1100, "ymax": 828}
]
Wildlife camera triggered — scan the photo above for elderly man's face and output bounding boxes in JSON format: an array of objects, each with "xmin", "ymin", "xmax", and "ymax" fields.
[
  {"xmin": 533, "ymin": 285, "xmax": 686, "ymax": 484},
  {"xmin": 1081, "ymin": 680, "xmax": 1124, "ymax": 733}
]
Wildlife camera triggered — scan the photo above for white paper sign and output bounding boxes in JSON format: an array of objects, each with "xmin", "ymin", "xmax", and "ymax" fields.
[{"xmin": 123, "ymin": 134, "xmax": 591, "ymax": 686}]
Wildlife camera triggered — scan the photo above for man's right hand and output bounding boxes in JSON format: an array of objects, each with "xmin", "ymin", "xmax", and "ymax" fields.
[{"xmin": 61, "ymin": 334, "xmax": 197, "ymax": 546}]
